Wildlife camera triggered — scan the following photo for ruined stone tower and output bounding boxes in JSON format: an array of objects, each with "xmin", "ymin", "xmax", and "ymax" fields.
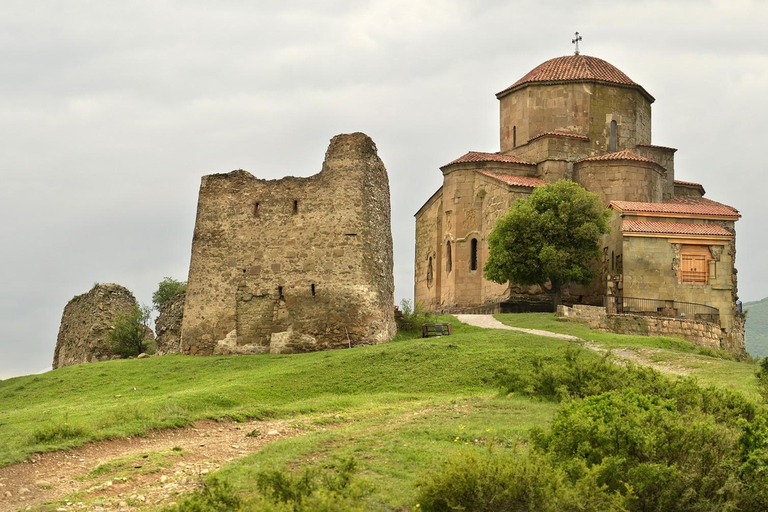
[{"xmin": 181, "ymin": 132, "xmax": 396, "ymax": 355}]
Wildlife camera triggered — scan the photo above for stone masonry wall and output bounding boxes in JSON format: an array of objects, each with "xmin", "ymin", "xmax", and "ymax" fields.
[
  {"xmin": 573, "ymin": 160, "xmax": 664, "ymax": 206},
  {"xmin": 155, "ymin": 291, "xmax": 185, "ymax": 355},
  {"xmin": 499, "ymin": 83, "xmax": 652, "ymax": 155},
  {"xmin": 53, "ymin": 283, "xmax": 141, "ymax": 369},
  {"xmin": 181, "ymin": 133, "xmax": 396, "ymax": 355},
  {"xmin": 558, "ymin": 304, "xmax": 745, "ymax": 355},
  {"xmin": 621, "ymin": 233, "xmax": 738, "ymax": 334}
]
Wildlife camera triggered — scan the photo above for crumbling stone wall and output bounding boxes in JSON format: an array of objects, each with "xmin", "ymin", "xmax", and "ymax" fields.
[
  {"xmin": 52, "ymin": 283, "xmax": 143, "ymax": 369},
  {"xmin": 181, "ymin": 132, "xmax": 396, "ymax": 355},
  {"xmin": 155, "ymin": 291, "xmax": 185, "ymax": 355}
]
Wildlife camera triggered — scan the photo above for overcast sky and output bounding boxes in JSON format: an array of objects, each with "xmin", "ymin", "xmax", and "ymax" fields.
[{"xmin": 1, "ymin": 0, "xmax": 766, "ymax": 379}]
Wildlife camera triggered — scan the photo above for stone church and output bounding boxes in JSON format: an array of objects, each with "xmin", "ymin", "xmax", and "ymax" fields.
[{"xmin": 414, "ymin": 52, "xmax": 742, "ymax": 347}]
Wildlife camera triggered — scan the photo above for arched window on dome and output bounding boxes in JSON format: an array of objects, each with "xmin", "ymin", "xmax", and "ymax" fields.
[
  {"xmin": 610, "ymin": 120, "xmax": 618, "ymax": 152},
  {"xmin": 513, "ymin": 126, "xmax": 517, "ymax": 148}
]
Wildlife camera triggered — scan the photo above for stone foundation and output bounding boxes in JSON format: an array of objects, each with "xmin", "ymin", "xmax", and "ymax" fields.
[{"xmin": 557, "ymin": 304, "xmax": 745, "ymax": 356}]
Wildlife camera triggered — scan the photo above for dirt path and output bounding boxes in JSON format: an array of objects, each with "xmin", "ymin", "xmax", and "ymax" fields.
[
  {"xmin": 0, "ymin": 418, "xmax": 312, "ymax": 512},
  {"xmin": 455, "ymin": 314, "xmax": 691, "ymax": 375}
]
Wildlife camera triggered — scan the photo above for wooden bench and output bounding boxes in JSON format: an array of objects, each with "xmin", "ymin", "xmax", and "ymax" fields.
[{"xmin": 422, "ymin": 323, "xmax": 453, "ymax": 338}]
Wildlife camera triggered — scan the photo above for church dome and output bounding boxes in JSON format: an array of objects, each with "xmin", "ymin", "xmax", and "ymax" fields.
[{"xmin": 496, "ymin": 54, "xmax": 654, "ymax": 102}]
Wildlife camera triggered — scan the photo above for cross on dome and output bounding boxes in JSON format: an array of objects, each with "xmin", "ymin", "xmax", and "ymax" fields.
[{"xmin": 572, "ymin": 31, "xmax": 582, "ymax": 55}]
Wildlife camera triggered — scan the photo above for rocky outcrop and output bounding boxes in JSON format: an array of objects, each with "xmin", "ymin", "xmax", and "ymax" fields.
[
  {"xmin": 52, "ymin": 284, "xmax": 147, "ymax": 369},
  {"xmin": 155, "ymin": 291, "xmax": 185, "ymax": 355}
]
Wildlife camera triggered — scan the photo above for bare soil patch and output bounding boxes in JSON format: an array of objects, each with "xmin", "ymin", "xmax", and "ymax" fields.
[{"xmin": 0, "ymin": 418, "xmax": 312, "ymax": 512}]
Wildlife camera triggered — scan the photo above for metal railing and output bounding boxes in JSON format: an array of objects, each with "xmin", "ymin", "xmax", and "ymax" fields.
[{"xmin": 603, "ymin": 295, "xmax": 720, "ymax": 324}]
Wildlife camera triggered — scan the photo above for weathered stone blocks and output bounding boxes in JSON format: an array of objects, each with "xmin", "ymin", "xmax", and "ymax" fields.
[
  {"xmin": 558, "ymin": 304, "xmax": 745, "ymax": 356},
  {"xmin": 181, "ymin": 133, "xmax": 396, "ymax": 355},
  {"xmin": 154, "ymin": 291, "xmax": 185, "ymax": 355},
  {"xmin": 53, "ymin": 283, "xmax": 149, "ymax": 369}
]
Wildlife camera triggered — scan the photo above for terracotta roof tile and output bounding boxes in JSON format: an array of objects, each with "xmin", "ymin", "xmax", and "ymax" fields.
[
  {"xmin": 636, "ymin": 143, "xmax": 678, "ymax": 152},
  {"xmin": 441, "ymin": 151, "xmax": 535, "ymax": 169},
  {"xmin": 497, "ymin": 55, "xmax": 654, "ymax": 102},
  {"xmin": 674, "ymin": 179, "xmax": 703, "ymax": 188},
  {"xmin": 576, "ymin": 150, "xmax": 663, "ymax": 167},
  {"xmin": 479, "ymin": 172, "xmax": 545, "ymax": 188},
  {"xmin": 527, "ymin": 132, "xmax": 590, "ymax": 143},
  {"xmin": 622, "ymin": 220, "xmax": 733, "ymax": 237},
  {"xmin": 612, "ymin": 197, "xmax": 740, "ymax": 218}
]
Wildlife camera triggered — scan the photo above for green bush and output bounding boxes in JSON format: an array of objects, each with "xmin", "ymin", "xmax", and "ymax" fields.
[
  {"xmin": 165, "ymin": 458, "xmax": 367, "ymax": 512},
  {"xmin": 152, "ymin": 277, "xmax": 187, "ymax": 310},
  {"xmin": 495, "ymin": 347, "xmax": 758, "ymax": 423},
  {"xmin": 417, "ymin": 449, "xmax": 628, "ymax": 512},
  {"xmin": 108, "ymin": 304, "xmax": 153, "ymax": 358},
  {"xmin": 422, "ymin": 350, "xmax": 768, "ymax": 511},
  {"xmin": 32, "ymin": 421, "xmax": 90, "ymax": 444},
  {"xmin": 535, "ymin": 389, "xmax": 741, "ymax": 511},
  {"xmin": 396, "ymin": 299, "xmax": 431, "ymax": 334}
]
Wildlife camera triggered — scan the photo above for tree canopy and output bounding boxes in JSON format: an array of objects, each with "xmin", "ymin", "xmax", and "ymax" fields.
[
  {"xmin": 152, "ymin": 277, "xmax": 187, "ymax": 310},
  {"xmin": 484, "ymin": 180, "xmax": 610, "ymax": 310},
  {"xmin": 107, "ymin": 304, "xmax": 153, "ymax": 357}
]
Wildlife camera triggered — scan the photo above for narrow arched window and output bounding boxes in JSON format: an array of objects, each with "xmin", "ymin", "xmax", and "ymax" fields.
[
  {"xmin": 427, "ymin": 256, "xmax": 434, "ymax": 287},
  {"xmin": 446, "ymin": 241, "xmax": 452, "ymax": 273},
  {"xmin": 470, "ymin": 238, "xmax": 478, "ymax": 271},
  {"xmin": 512, "ymin": 126, "xmax": 517, "ymax": 148},
  {"xmin": 610, "ymin": 120, "xmax": 618, "ymax": 152}
]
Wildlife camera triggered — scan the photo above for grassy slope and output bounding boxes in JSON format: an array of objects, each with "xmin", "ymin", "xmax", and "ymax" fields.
[
  {"xmin": 494, "ymin": 313, "xmax": 760, "ymax": 398},
  {"xmin": 0, "ymin": 314, "xmax": 761, "ymax": 510},
  {"xmin": 745, "ymin": 296, "xmax": 768, "ymax": 357}
]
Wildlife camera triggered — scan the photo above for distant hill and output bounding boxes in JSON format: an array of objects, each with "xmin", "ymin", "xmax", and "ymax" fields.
[{"xmin": 745, "ymin": 297, "xmax": 768, "ymax": 357}]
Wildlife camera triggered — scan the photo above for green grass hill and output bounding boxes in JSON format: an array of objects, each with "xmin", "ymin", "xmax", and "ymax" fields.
[
  {"xmin": 745, "ymin": 296, "xmax": 768, "ymax": 357},
  {"xmin": 1, "ymin": 313, "xmax": 766, "ymax": 511}
]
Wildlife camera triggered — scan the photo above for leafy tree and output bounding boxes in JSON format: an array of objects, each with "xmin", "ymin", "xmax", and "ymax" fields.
[
  {"xmin": 484, "ymin": 180, "xmax": 609, "ymax": 310},
  {"xmin": 152, "ymin": 277, "xmax": 187, "ymax": 310},
  {"xmin": 108, "ymin": 303, "xmax": 152, "ymax": 357}
]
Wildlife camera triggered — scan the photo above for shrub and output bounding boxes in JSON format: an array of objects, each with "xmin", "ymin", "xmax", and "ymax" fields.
[
  {"xmin": 165, "ymin": 458, "xmax": 367, "ymax": 512},
  {"xmin": 108, "ymin": 304, "xmax": 153, "ymax": 358},
  {"xmin": 421, "ymin": 350, "xmax": 768, "ymax": 511},
  {"xmin": 496, "ymin": 347, "xmax": 758, "ymax": 423},
  {"xmin": 416, "ymin": 449, "xmax": 628, "ymax": 512},
  {"xmin": 396, "ymin": 299, "xmax": 431, "ymax": 334},
  {"xmin": 32, "ymin": 421, "xmax": 89, "ymax": 444},
  {"xmin": 535, "ymin": 388, "xmax": 742, "ymax": 511},
  {"xmin": 152, "ymin": 277, "xmax": 187, "ymax": 310}
]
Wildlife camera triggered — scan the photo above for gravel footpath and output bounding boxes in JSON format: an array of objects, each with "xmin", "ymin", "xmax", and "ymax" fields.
[{"xmin": 454, "ymin": 314, "xmax": 582, "ymax": 342}]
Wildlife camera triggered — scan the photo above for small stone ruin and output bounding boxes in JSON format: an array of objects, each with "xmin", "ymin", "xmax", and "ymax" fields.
[
  {"xmin": 52, "ymin": 283, "xmax": 153, "ymax": 369},
  {"xmin": 154, "ymin": 291, "xmax": 185, "ymax": 355}
]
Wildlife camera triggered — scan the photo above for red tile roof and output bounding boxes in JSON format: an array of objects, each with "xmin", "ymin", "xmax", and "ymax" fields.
[
  {"xmin": 479, "ymin": 172, "xmax": 545, "ymax": 188},
  {"xmin": 612, "ymin": 197, "xmax": 740, "ymax": 218},
  {"xmin": 497, "ymin": 55, "xmax": 654, "ymax": 102},
  {"xmin": 576, "ymin": 150, "xmax": 663, "ymax": 167},
  {"xmin": 674, "ymin": 179, "xmax": 703, "ymax": 188},
  {"xmin": 441, "ymin": 151, "xmax": 535, "ymax": 169},
  {"xmin": 636, "ymin": 143, "xmax": 678, "ymax": 152},
  {"xmin": 622, "ymin": 220, "xmax": 733, "ymax": 237},
  {"xmin": 527, "ymin": 132, "xmax": 590, "ymax": 143}
]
